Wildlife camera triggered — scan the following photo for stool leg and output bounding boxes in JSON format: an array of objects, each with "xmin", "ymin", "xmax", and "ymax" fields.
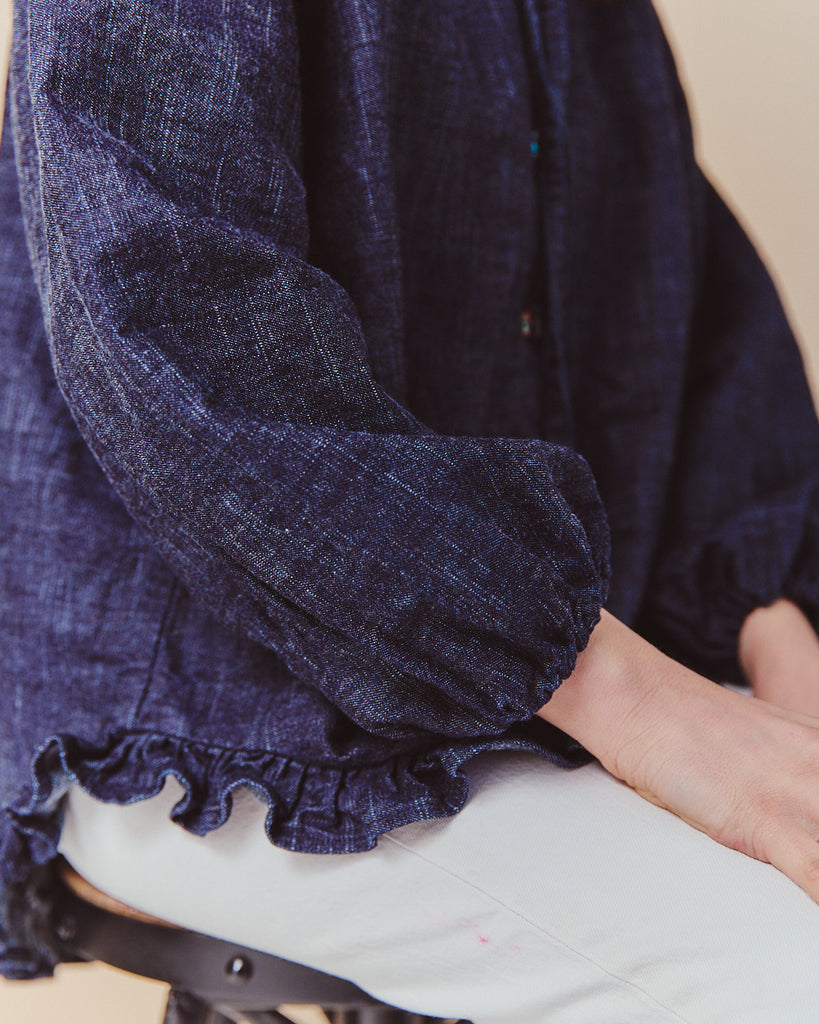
[
  {"xmin": 325, "ymin": 1010, "xmax": 446, "ymax": 1024},
  {"xmin": 163, "ymin": 988, "xmax": 232, "ymax": 1024},
  {"xmin": 233, "ymin": 1012, "xmax": 309, "ymax": 1024}
]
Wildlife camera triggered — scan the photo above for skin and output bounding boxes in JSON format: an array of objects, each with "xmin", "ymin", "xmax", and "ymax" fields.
[
  {"xmin": 537, "ymin": 599, "xmax": 819, "ymax": 906},
  {"xmin": 738, "ymin": 598, "xmax": 819, "ymax": 717}
]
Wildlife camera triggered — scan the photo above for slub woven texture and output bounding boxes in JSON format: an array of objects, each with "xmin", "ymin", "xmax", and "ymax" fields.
[{"xmin": 2, "ymin": 0, "xmax": 819, "ymax": 979}]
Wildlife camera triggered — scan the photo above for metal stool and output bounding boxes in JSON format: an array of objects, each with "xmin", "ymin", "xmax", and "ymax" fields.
[{"xmin": 49, "ymin": 859, "xmax": 470, "ymax": 1024}]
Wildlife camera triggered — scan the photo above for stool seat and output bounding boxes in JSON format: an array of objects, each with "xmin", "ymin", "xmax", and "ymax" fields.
[
  {"xmin": 50, "ymin": 858, "xmax": 469, "ymax": 1024},
  {"xmin": 58, "ymin": 862, "xmax": 184, "ymax": 928}
]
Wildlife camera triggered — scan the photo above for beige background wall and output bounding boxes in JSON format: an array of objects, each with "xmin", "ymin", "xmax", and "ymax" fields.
[
  {"xmin": 653, "ymin": 0, "xmax": 819, "ymax": 393},
  {"xmin": 0, "ymin": 1, "xmax": 817, "ymax": 1022}
]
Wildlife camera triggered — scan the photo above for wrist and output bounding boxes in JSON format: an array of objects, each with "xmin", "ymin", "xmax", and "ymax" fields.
[
  {"xmin": 536, "ymin": 610, "xmax": 684, "ymax": 779},
  {"xmin": 738, "ymin": 597, "xmax": 819, "ymax": 708},
  {"xmin": 538, "ymin": 611, "xmax": 741, "ymax": 797},
  {"xmin": 739, "ymin": 599, "xmax": 791, "ymax": 679}
]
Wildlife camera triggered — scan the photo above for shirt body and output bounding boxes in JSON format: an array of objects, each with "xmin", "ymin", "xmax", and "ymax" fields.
[{"xmin": 3, "ymin": 0, "xmax": 819, "ymax": 979}]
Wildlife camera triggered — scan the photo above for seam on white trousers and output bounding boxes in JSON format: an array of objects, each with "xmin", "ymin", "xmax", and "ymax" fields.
[{"xmin": 381, "ymin": 831, "xmax": 693, "ymax": 1024}]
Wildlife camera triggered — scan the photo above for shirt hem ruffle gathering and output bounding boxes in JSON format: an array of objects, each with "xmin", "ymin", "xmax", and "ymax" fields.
[{"xmin": 0, "ymin": 721, "xmax": 595, "ymax": 979}]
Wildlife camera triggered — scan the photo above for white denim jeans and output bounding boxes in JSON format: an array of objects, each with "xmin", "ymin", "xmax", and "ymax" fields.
[{"xmin": 58, "ymin": 734, "xmax": 819, "ymax": 1024}]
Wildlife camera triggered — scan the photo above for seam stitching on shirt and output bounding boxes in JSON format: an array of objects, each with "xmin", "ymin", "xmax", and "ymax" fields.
[{"xmin": 128, "ymin": 577, "xmax": 179, "ymax": 729}]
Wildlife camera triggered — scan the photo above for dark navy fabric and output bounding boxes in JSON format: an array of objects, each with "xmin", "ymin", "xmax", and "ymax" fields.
[{"xmin": 3, "ymin": 0, "xmax": 819, "ymax": 978}]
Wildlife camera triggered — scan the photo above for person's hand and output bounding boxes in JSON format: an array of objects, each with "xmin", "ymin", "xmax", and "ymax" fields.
[
  {"xmin": 537, "ymin": 610, "xmax": 819, "ymax": 905},
  {"xmin": 739, "ymin": 597, "xmax": 819, "ymax": 718}
]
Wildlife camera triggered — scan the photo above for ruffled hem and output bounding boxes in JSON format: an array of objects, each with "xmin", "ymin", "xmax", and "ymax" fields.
[{"xmin": 0, "ymin": 723, "xmax": 592, "ymax": 980}]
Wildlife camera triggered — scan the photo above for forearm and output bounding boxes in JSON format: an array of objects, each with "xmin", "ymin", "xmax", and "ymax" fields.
[{"xmin": 535, "ymin": 608, "xmax": 722, "ymax": 783}]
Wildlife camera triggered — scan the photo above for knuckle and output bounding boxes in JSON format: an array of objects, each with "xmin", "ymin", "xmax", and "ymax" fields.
[
  {"xmin": 803, "ymin": 855, "xmax": 819, "ymax": 887},
  {"xmin": 713, "ymin": 790, "xmax": 788, "ymax": 862}
]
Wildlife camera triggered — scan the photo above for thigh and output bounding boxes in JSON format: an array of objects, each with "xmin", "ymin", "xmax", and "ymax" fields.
[{"xmin": 58, "ymin": 746, "xmax": 819, "ymax": 1024}]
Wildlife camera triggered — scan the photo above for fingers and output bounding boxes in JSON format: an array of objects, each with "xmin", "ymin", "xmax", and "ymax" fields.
[
  {"xmin": 632, "ymin": 755, "xmax": 819, "ymax": 911},
  {"xmin": 746, "ymin": 690, "xmax": 819, "ymax": 728},
  {"xmin": 763, "ymin": 826, "xmax": 819, "ymax": 905},
  {"xmin": 632, "ymin": 785, "xmax": 727, "ymax": 843}
]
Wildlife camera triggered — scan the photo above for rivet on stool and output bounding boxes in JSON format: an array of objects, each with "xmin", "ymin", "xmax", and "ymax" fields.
[{"xmin": 225, "ymin": 954, "xmax": 253, "ymax": 982}]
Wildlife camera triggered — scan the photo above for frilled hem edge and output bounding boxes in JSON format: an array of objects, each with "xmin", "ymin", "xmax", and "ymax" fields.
[{"xmin": 0, "ymin": 725, "xmax": 593, "ymax": 980}]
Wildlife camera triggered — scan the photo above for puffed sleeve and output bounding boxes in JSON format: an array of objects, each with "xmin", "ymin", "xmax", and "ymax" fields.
[
  {"xmin": 635, "ymin": 64, "xmax": 819, "ymax": 682},
  {"xmin": 9, "ymin": 0, "xmax": 610, "ymax": 741}
]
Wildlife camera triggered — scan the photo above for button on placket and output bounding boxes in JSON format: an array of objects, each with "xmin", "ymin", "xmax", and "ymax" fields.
[
  {"xmin": 521, "ymin": 129, "xmax": 542, "ymax": 344},
  {"xmin": 517, "ymin": 3, "xmax": 576, "ymax": 445},
  {"xmin": 520, "ymin": 304, "xmax": 542, "ymax": 344}
]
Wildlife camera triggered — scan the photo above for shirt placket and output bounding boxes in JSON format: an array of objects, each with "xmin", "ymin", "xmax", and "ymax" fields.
[{"xmin": 516, "ymin": 0, "xmax": 575, "ymax": 448}]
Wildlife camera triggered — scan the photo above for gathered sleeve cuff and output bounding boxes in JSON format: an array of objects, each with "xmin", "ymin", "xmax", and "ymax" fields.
[
  {"xmin": 643, "ymin": 482, "xmax": 819, "ymax": 683},
  {"xmin": 637, "ymin": 166, "xmax": 819, "ymax": 683}
]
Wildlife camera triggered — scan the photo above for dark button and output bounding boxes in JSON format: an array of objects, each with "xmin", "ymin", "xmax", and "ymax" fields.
[
  {"xmin": 520, "ymin": 305, "xmax": 541, "ymax": 342},
  {"xmin": 530, "ymin": 129, "xmax": 540, "ymax": 158}
]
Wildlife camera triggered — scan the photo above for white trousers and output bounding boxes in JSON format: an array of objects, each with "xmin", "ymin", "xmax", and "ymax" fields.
[{"xmin": 58, "ymin": 739, "xmax": 819, "ymax": 1024}]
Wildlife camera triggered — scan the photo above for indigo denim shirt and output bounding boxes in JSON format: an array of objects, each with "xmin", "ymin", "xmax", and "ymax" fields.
[{"xmin": 4, "ymin": 0, "xmax": 819, "ymax": 979}]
